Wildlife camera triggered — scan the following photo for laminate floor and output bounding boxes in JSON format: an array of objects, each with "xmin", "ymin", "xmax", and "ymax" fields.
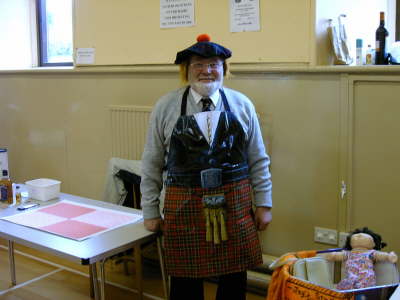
[{"xmin": 0, "ymin": 242, "xmax": 266, "ymax": 300}]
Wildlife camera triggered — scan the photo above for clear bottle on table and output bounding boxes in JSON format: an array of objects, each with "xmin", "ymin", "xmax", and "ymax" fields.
[{"xmin": 15, "ymin": 185, "xmax": 22, "ymax": 204}]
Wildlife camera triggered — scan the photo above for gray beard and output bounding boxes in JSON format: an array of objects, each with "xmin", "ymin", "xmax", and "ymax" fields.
[{"xmin": 191, "ymin": 80, "xmax": 222, "ymax": 97}]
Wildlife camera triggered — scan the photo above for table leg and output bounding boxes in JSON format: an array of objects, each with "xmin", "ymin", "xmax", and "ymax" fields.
[
  {"xmin": 134, "ymin": 245, "xmax": 143, "ymax": 300},
  {"xmin": 99, "ymin": 259, "xmax": 106, "ymax": 300},
  {"xmin": 90, "ymin": 263, "xmax": 100, "ymax": 300},
  {"xmin": 89, "ymin": 266, "xmax": 94, "ymax": 298},
  {"xmin": 157, "ymin": 236, "xmax": 169, "ymax": 300},
  {"xmin": 8, "ymin": 240, "xmax": 16, "ymax": 286}
]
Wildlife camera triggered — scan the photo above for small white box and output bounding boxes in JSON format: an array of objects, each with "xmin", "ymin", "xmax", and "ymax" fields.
[{"xmin": 25, "ymin": 178, "xmax": 61, "ymax": 201}]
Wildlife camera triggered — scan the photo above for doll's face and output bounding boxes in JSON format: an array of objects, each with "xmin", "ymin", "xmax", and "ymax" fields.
[{"xmin": 350, "ymin": 233, "xmax": 375, "ymax": 250}]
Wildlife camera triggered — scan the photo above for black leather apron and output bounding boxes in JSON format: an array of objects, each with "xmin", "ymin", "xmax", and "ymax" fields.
[{"xmin": 163, "ymin": 86, "xmax": 262, "ymax": 277}]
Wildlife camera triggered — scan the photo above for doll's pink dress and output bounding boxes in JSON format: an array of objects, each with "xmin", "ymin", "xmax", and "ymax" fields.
[{"xmin": 337, "ymin": 249, "xmax": 376, "ymax": 290}]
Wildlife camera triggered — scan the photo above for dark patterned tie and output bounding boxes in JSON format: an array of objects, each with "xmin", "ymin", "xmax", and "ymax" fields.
[{"xmin": 201, "ymin": 98, "xmax": 212, "ymax": 112}]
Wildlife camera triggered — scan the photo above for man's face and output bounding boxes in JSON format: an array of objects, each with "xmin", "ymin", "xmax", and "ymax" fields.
[{"xmin": 188, "ymin": 55, "xmax": 224, "ymax": 97}]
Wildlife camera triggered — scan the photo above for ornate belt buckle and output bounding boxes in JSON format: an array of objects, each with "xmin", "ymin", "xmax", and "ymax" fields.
[
  {"xmin": 200, "ymin": 168, "xmax": 222, "ymax": 189},
  {"xmin": 202, "ymin": 194, "xmax": 225, "ymax": 208}
]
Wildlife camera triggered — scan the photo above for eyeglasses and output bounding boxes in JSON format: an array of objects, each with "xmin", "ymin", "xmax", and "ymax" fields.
[{"xmin": 190, "ymin": 62, "xmax": 223, "ymax": 70}]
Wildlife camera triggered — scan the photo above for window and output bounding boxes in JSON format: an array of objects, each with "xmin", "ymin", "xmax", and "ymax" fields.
[
  {"xmin": 397, "ymin": 0, "xmax": 400, "ymax": 40},
  {"xmin": 0, "ymin": 0, "xmax": 35, "ymax": 69},
  {"xmin": 0, "ymin": 0, "xmax": 73, "ymax": 69},
  {"xmin": 37, "ymin": 0, "xmax": 73, "ymax": 66}
]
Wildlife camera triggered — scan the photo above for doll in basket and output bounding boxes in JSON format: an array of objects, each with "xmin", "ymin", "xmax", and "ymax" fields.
[{"xmin": 325, "ymin": 227, "xmax": 397, "ymax": 290}]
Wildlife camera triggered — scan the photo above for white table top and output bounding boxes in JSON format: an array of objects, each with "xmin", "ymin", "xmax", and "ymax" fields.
[{"xmin": 0, "ymin": 193, "xmax": 155, "ymax": 265}]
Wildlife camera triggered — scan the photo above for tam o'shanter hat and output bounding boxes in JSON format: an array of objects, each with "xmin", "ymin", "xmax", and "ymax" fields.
[{"xmin": 174, "ymin": 34, "xmax": 232, "ymax": 64}]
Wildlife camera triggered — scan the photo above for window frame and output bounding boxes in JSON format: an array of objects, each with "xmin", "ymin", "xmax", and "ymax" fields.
[
  {"xmin": 397, "ymin": 0, "xmax": 400, "ymax": 40},
  {"xmin": 36, "ymin": 0, "xmax": 73, "ymax": 67}
]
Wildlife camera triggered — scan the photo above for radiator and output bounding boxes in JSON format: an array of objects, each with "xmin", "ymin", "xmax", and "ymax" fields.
[{"xmin": 109, "ymin": 105, "xmax": 152, "ymax": 160}]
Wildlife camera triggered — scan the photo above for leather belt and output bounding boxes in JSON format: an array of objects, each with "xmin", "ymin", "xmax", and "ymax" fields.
[{"xmin": 166, "ymin": 165, "xmax": 249, "ymax": 187}]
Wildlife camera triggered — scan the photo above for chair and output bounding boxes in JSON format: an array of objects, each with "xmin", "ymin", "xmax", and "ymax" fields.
[
  {"xmin": 99, "ymin": 158, "xmax": 169, "ymax": 299},
  {"xmin": 115, "ymin": 169, "xmax": 141, "ymax": 209},
  {"xmin": 112, "ymin": 168, "xmax": 161, "ymax": 271}
]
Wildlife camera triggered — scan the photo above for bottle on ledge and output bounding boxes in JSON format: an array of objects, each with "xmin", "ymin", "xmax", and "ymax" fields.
[
  {"xmin": 375, "ymin": 11, "xmax": 389, "ymax": 65},
  {"xmin": 365, "ymin": 44, "xmax": 374, "ymax": 65}
]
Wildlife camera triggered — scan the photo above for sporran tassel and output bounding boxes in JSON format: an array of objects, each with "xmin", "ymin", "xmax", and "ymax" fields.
[
  {"xmin": 218, "ymin": 208, "xmax": 228, "ymax": 241},
  {"xmin": 204, "ymin": 208, "xmax": 212, "ymax": 242},
  {"xmin": 202, "ymin": 193, "xmax": 227, "ymax": 244},
  {"xmin": 211, "ymin": 209, "xmax": 220, "ymax": 244}
]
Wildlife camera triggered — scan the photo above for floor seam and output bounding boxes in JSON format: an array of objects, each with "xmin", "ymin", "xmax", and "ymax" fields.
[
  {"xmin": 0, "ymin": 268, "xmax": 63, "ymax": 296},
  {"xmin": 0, "ymin": 244, "xmax": 164, "ymax": 299}
]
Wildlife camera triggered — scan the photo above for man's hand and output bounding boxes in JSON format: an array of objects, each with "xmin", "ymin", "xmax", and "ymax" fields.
[
  {"xmin": 254, "ymin": 207, "xmax": 272, "ymax": 231},
  {"xmin": 144, "ymin": 217, "xmax": 163, "ymax": 232}
]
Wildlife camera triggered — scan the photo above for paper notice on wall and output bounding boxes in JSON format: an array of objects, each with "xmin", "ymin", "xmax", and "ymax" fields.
[
  {"xmin": 75, "ymin": 48, "xmax": 95, "ymax": 65},
  {"xmin": 230, "ymin": 0, "xmax": 260, "ymax": 32},
  {"xmin": 160, "ymin": 0, "xmax": 195, "ymax": 28}
]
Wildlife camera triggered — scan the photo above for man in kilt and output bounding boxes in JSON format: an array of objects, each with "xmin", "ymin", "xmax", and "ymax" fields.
[{"xmin": 140, "ymin": 34, "xmax": 272, "ymax": 300}]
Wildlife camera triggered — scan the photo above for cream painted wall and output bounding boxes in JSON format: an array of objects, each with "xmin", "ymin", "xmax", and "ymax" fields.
[
  {"xmin": 230, "ymin": 73, "xmax": 342, "ymax": 253},
  {"xmin": 0, "ymin": 70, "xmax": 343, "ymax": 255},
  {"xmin": 2, "ymin": 69, "xmax": 400, "ymax": 256},
  {"xmin": 349, "ymin": 76, "xmax": 400, "ymax": 257},
  {"xmin": 73, "ymin": 0, "xmax": 312, "ymax": 65},
  {"xmin": 2, "ymin": 0, "xmax": 400, "ymax": 258},
  {"xmin": 0, "ymin": 72, "xmax": 179, "ymax": 200}
]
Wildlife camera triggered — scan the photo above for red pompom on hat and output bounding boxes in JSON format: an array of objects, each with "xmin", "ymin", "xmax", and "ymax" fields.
[
  {"xmin": 197, "ymin": 34, "xmax": 211, "ymax": 42},
  {"xmin": 174, "ymin": 34, "xmax": 231, "ymax": 64}
]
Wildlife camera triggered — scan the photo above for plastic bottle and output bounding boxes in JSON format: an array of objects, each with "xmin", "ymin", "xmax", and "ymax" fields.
[
  {"xmin": 365, "ymin": 44, "xmax": 374, "ymax": 65},
  {"xmin": 356, "ymin": 39, "xmax": 363, "ymax": 66},
  {"xmin": 15, "ymin": 185, "xmax": 21, "ymax": 204}
]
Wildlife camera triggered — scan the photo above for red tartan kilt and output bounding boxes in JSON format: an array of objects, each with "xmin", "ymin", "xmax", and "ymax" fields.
[{"xmin": 163, "ymin": 178, "xmax": 263, "ymax": 278}]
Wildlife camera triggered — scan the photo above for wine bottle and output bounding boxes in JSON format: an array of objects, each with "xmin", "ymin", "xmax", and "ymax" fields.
[{"xmin": 375, "ymin": 11, "xmax": 389, "ymax": 65}]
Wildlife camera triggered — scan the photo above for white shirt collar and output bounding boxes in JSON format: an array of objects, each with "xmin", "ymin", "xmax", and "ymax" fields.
[{"xmin": 190, "ymin": 87, "xmax": 220, "ymax": 107}]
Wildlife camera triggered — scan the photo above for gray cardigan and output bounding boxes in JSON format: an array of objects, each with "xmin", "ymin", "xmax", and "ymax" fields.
[{"xmin": 140, "ymin": 86, "xmax": 272, "ymax": 219}]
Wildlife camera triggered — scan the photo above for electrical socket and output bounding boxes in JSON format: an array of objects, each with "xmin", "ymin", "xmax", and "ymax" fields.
[
  {"xmin": 314, "ymin": 227, "xmax": 338, "ymax": 245},
  {"xmin": 339, "ymin": 232, "xmax": 349, "ymax": 247}
]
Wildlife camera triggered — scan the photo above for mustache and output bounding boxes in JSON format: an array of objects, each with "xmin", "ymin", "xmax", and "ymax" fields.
[{"xmin": 191, "ymin": 80, "xmax": 222, "ymax": 96}]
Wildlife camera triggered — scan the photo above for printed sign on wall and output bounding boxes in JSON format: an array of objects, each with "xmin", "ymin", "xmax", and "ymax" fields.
[
  {"xmin": 230, "ymin": 0, "xmax": 260, "ymax": 32},
  {"xmin": 160, "ymin": 0, "xmax": 195, "ymax": 28}
]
